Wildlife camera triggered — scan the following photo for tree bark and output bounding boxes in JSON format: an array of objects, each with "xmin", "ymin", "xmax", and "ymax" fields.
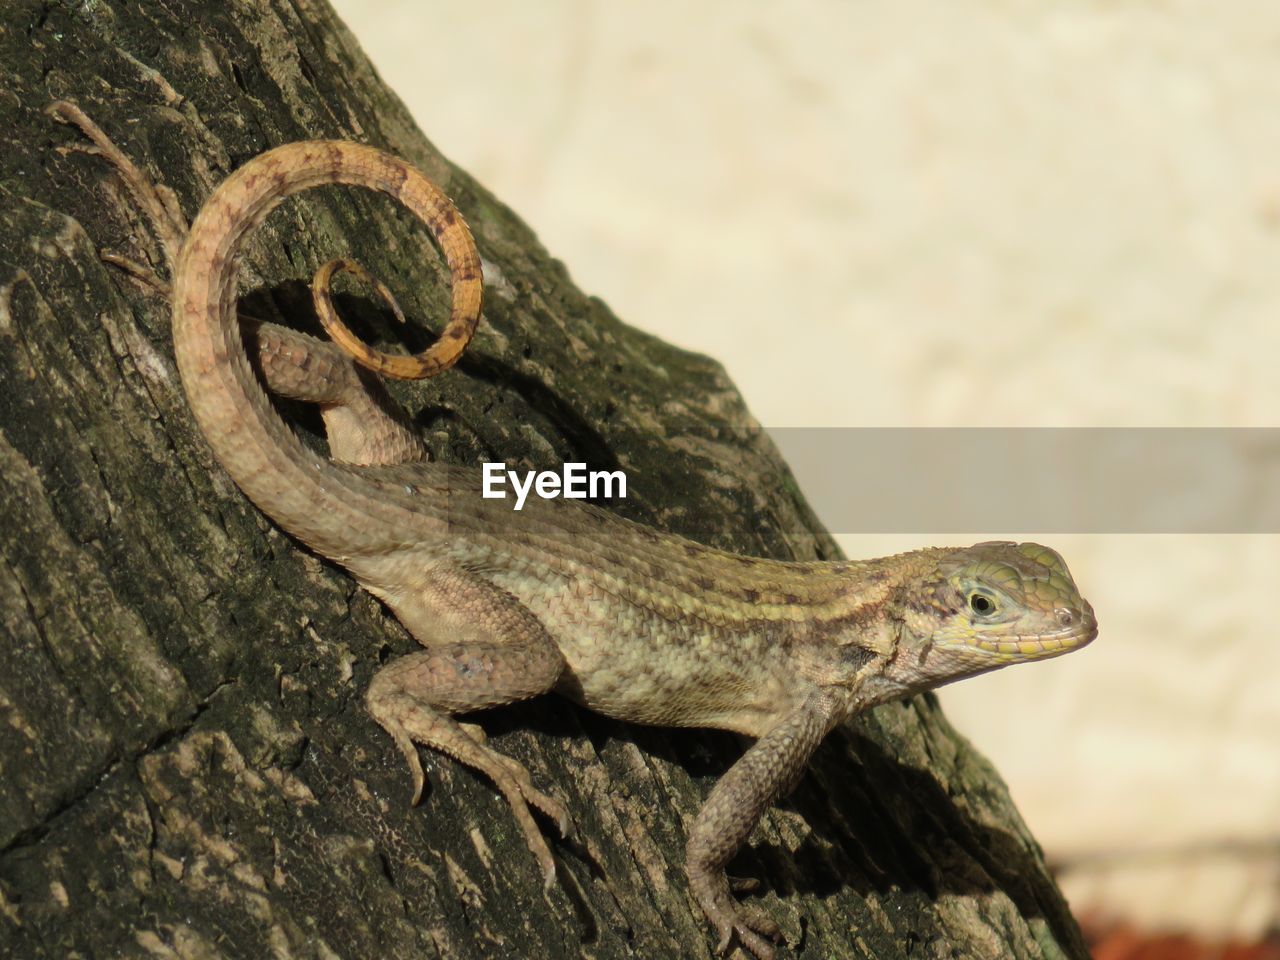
[{"xmin": 0, "ymin": 2, "xmax": 1088, "ymax": 957}]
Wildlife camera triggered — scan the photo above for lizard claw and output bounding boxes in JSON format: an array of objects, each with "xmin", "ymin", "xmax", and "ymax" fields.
[
  {"xmin": 511, "ymin": 775, "xmax": 570, "ymax": 840},
  {"xmin": 553, "ymin": 805, "xmax": 573, "ymax": 841},
  {"xmin": 530, "ymin": 787, "xmax": 571, "ymax": 840},
  {"xmin": 386, "ymin": 727, "xmax": 427, "ymax": 806},
  {"xmin": 541, "ymin": 858, "xmax": 557, "ymax": 894}
]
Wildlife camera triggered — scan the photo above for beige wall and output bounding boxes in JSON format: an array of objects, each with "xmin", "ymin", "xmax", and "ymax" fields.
[{"xmin": 330, "ymin": 0, "xmax": 1280, "ymax": 937}]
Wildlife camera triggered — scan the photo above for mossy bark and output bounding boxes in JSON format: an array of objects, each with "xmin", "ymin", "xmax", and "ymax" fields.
[{"xmin": 0, "ymin": 1, "xmax": 1087, "ymax": 957}]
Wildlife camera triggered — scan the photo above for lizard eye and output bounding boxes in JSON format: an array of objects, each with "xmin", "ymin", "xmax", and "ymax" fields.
[{"xmin": 968, "ymin": 592, "xmax": 997, "ymax": 617}]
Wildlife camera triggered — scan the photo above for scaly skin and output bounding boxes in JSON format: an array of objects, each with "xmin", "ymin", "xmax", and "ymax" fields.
[{"xmin": 49, "ymin": 102, "xmax": 1097, "ymax": 960}]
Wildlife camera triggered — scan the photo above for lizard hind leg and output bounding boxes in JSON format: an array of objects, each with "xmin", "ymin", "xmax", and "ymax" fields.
[
  {"xmin": 364, "ymin": 562, "xmax": 571, "ymax": 889},
  {"xmin": 46, "ymin": 101, "xmax": 189, "ymax": 273}
]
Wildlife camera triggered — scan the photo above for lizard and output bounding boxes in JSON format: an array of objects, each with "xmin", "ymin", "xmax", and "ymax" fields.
[{"xmin": 47, "ymin": 101, "xmax": 1097, "ymax": 960}]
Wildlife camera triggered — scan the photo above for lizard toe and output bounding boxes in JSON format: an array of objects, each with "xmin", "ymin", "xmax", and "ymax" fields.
[
  {"xmin": 384, "ymin": 725, "xmax": 427, "ymax": 806},
  {"xmin": 526, "ymin": 786, "xmax": 571, "ymax": 838},
  {"xmin": 714, "ymin": 920, "xmax": 777, "ymax": 960},
  {"xmin": 727, "ymin": 874, "xmax": 761, "ymax": 894}
]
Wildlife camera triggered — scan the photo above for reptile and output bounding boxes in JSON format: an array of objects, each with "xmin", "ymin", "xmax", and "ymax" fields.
[{"xmin": 48, "ymin": 101, "xmax": 1097, "ymax": 959}]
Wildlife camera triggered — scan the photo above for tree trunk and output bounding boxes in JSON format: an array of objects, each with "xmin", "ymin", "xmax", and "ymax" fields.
[{"xmin": 0, "ymin": 2, "xmax": 1088, "ymax": 957}]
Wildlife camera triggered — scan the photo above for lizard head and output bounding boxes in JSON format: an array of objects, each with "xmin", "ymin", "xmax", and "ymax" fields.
[{"xmin": 893, "ymin": 541, "xmax": 1097, "ymax": 689}]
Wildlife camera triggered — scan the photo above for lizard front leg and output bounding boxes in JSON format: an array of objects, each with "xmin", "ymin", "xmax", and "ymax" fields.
[
  {"xmin": 362, "ymin": 561, "xmax": 571, "ymax": 888},
  {"xmin": 687, "ymin": 689, "xmax": 846, "ymax": 960}
]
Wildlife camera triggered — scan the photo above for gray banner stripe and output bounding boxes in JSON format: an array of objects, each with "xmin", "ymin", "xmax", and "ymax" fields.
[{"xmin": 766, "ymin": 428, "xmax": 1280, "ymax": 534}]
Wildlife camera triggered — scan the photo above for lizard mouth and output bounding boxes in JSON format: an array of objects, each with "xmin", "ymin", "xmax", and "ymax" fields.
[
  {"xmin": 968, "ymin": 612, "xmax": 1098, "ymax": 659},
  {"xmin": 942, "ymin": 598, "xmax": 1098, "ymax": 661}
]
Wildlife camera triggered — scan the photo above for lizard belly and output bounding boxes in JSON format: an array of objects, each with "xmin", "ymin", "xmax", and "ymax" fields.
[{"xmin": 499, "ymin": 571, "xmax": 793, "ymax": 736}]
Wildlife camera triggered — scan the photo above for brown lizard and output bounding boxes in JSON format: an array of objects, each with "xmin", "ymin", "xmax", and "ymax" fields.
[{"xmin": 48, "ymin": 101, "xmax": 1097, "ymax": 960}]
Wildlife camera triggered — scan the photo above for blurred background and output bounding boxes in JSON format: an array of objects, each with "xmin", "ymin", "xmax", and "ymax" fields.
[{"xmin": 328, "ymin": 2, "xmax": 1280, "ymax": 954}]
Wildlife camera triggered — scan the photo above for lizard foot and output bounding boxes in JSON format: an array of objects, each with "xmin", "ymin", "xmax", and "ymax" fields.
[
  {"xmin": 368, "ymin": 682, "xmax": 569, "ymax": 892},
  {"xmin": 712, "ymin": 907, "xmax": 782, "ymax": 960},
  {"xmin": 692, "ymin": 871, "xmax": 783, "ymax": 960},
  {"xmin": 45, "ymin": 101, "xmax": 188, "ymax": 271}
]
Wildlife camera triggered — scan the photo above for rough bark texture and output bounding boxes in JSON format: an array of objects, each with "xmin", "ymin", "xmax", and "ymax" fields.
[{"xmin": 0, "ymin": 2, "xmax": 1088, "ymax": 958}]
